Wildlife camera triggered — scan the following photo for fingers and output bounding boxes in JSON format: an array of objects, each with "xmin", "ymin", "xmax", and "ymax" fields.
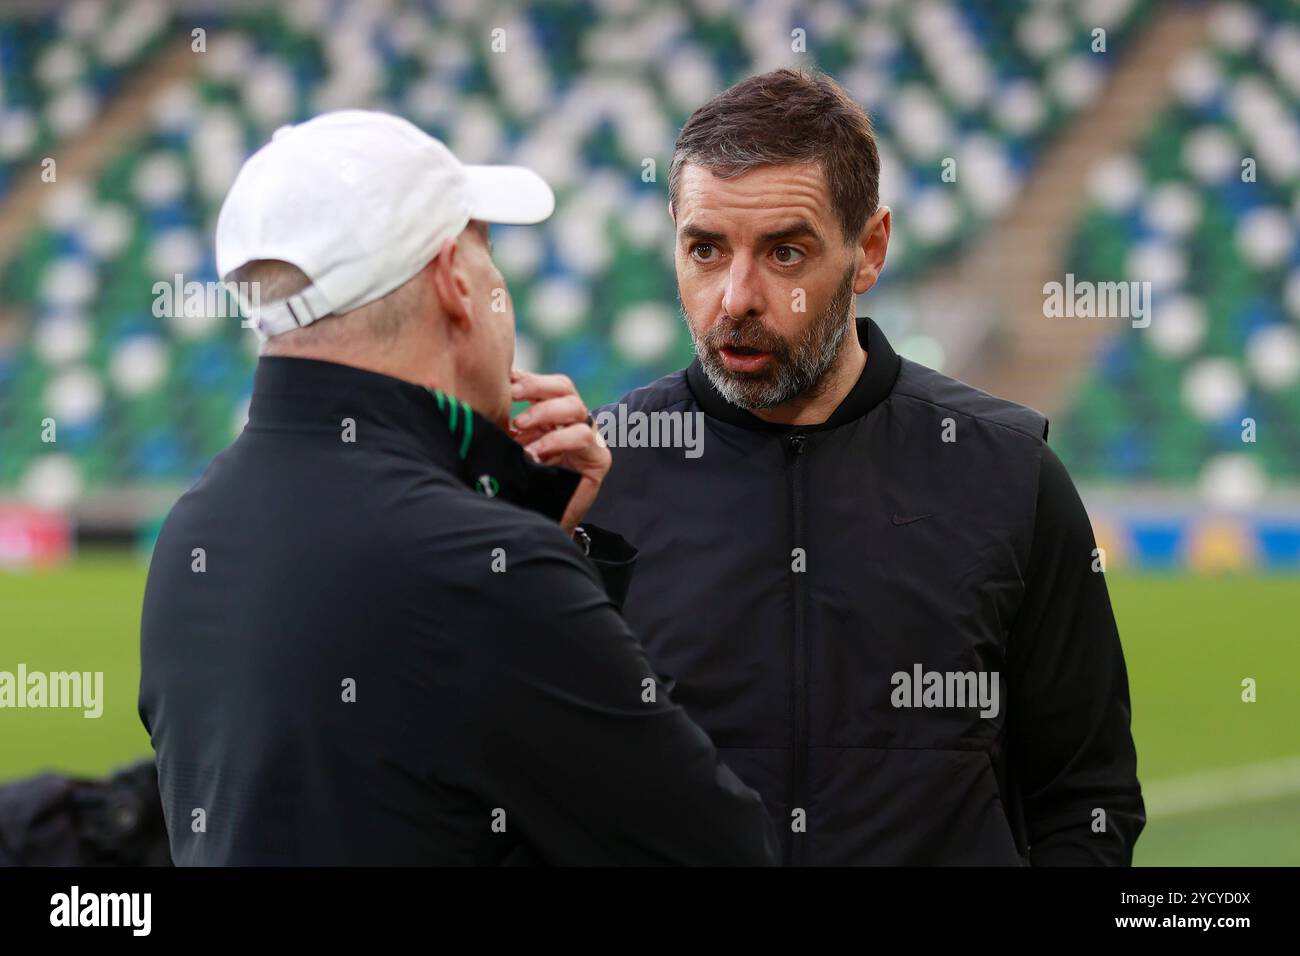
[
  {"xmin": 525, "ymin": 422, "xmax": 609, "ymax": 469},
  {"xmin": 512, "ymin": 393, "xmax": 587, "ymax": 438},
  {"xmin": 511, "ymin": 369, "xmax": 579, "ymax": 403},
  {"xmin": 510, "ymin": 369, "xmax": 608, "ymax": 533}
]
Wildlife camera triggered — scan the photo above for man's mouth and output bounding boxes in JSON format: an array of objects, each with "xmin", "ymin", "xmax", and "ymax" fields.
[{"xmin": 718, "ymin": 345, "xmax": 773, "ymax": 373}]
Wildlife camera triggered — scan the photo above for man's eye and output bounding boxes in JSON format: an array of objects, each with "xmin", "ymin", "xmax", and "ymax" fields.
[
  {"xmin": 773, "ymin": 245, "xmax": 804, "ymax": 265},
  {"xmin": 691, "ymin": 243, "xmax": 716, "ymax": 261}
]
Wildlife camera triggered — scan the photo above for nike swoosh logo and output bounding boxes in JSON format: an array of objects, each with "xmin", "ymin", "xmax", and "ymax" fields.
[{"xmin": 891, "ymin": 513, "xmax": 934, "ymax": 526}]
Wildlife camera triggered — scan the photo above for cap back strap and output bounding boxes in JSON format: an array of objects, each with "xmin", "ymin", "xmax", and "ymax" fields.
[{"xmin": 246, "ymin": 284, "xmax": 334, "ymax": 337}]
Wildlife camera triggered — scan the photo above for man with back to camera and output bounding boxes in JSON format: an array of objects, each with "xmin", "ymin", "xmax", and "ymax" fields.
[
  {"xmin": 581, "ymin": 69, "xmax": 1145, "ymax": 865},
  {"xmin": 138, "ymin": 110, "xmax": 779, "ymax": 865}
]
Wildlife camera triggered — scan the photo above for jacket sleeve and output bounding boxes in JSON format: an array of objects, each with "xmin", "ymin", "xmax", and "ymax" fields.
[
  {"xmin": 464, "ymin": 522, "xmax": 779, "ymax": 866},
  {"xmin": 577, "ymin": 523, "xmax": 637, "ymax": 610},
  {"xmin": 1005, "ymin": 444, "xmax": 1145, "ymax": 865}
]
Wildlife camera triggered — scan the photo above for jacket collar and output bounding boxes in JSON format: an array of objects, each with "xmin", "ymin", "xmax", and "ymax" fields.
[
  {"xmin": 685, "ymin": 316, "xmax": 901, "ymax": 432},
  {"xmin": 247, "ymin": 357, "xmax": 579, "ymax": 522}
]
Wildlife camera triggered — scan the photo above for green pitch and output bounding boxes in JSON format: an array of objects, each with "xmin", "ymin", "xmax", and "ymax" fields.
[{"xmin": 1, "ymin": 551, "xmax": 1297, "ymax": 865}]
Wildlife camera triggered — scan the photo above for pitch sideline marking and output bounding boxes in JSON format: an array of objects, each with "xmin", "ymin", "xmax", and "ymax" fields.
[{"xmin": 1144, "ymin": 755, "xmax": 1300, "ymax": 819}]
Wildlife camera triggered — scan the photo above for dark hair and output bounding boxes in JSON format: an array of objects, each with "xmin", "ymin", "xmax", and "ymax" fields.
[{"xmin": 667, "ymin": 68, "xmax": 881, "ymax": 243}]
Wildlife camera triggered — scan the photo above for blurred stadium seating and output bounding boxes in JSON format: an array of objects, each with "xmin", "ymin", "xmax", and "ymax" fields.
[
  {"xmin": 0, "ymin": 0, "xmax": 1295, "ymax": 570},
  {"xmin": 1055, "ymin": 0, "xmax": 1300, "ymax": 494},
  {"xmin": 0, "ymin": 0, "xmax": 170, "ymax": 197},
  {"xmin": 0, "ymin": 0, "xmax": 1153, "ymax": 499}
]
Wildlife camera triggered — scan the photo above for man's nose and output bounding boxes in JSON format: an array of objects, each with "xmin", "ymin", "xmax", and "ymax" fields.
[{"xmin": 721, "ymin": 255, "xmax": 765, "ymax": 320}]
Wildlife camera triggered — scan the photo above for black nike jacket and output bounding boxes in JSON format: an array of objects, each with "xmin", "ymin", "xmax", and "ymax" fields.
[{"xmin": 586, "ymin": 317, "xmax": 1145, "ymax": 865}]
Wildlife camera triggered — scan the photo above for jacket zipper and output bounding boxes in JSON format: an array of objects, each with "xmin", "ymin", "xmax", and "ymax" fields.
[{"xmin": 787, "ymin": 430, "xmax": 808, "ymax": 866}]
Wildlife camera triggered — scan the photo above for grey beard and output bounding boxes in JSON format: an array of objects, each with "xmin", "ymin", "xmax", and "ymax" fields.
[{"xmin": 690, "ymin": 269, "xmax": 856, "ymax": 410}]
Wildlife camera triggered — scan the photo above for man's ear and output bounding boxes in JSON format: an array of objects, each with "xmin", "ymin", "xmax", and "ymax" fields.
[
  {"xmin": 853, "ymin": 205, "xmax": 891, "ymax": 295},
  {"xmin": 428, "ymin": 236, "xmax": 474, "ymax": 333}
]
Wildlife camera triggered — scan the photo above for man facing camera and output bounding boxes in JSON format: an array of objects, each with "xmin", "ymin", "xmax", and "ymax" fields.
[
  {"xmin": 138, "ymin": 111, "xmax": 777, "ymax": 865},
  {"xmin": 584, "ymin": 69, "xmax": 1145, "ymax": 865}
]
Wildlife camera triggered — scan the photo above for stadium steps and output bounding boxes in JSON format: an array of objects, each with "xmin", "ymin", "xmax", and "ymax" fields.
[
  {"xmin": 0, "ymin": 35, "xmax": 198, "ymax": 328},
  {"xmin": 926, "ymin": 4, "xmax": 1210, "ymax": 420}
]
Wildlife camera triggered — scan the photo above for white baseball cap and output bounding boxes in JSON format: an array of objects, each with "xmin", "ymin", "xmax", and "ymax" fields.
[{"xmin": 215, "ymin": 109, "xmax": 555, "ymax": 338}]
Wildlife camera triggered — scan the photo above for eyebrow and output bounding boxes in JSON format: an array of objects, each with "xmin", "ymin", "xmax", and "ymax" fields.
[
  {"xmin": 678, "ymin": 220, "xmax": 824, "ymax": 246},
  {"xmin": 758, "ymin": 220, "xmax": 823, "ymax": 245},
  {"xmin": 679, "ymin": 223, "xmax": 726, "ymax": 245}
]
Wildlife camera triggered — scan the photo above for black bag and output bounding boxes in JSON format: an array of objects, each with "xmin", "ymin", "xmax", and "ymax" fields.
[{"xmin": 0, "ymin": 760, "xmax": 171, "ymax": 866}]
